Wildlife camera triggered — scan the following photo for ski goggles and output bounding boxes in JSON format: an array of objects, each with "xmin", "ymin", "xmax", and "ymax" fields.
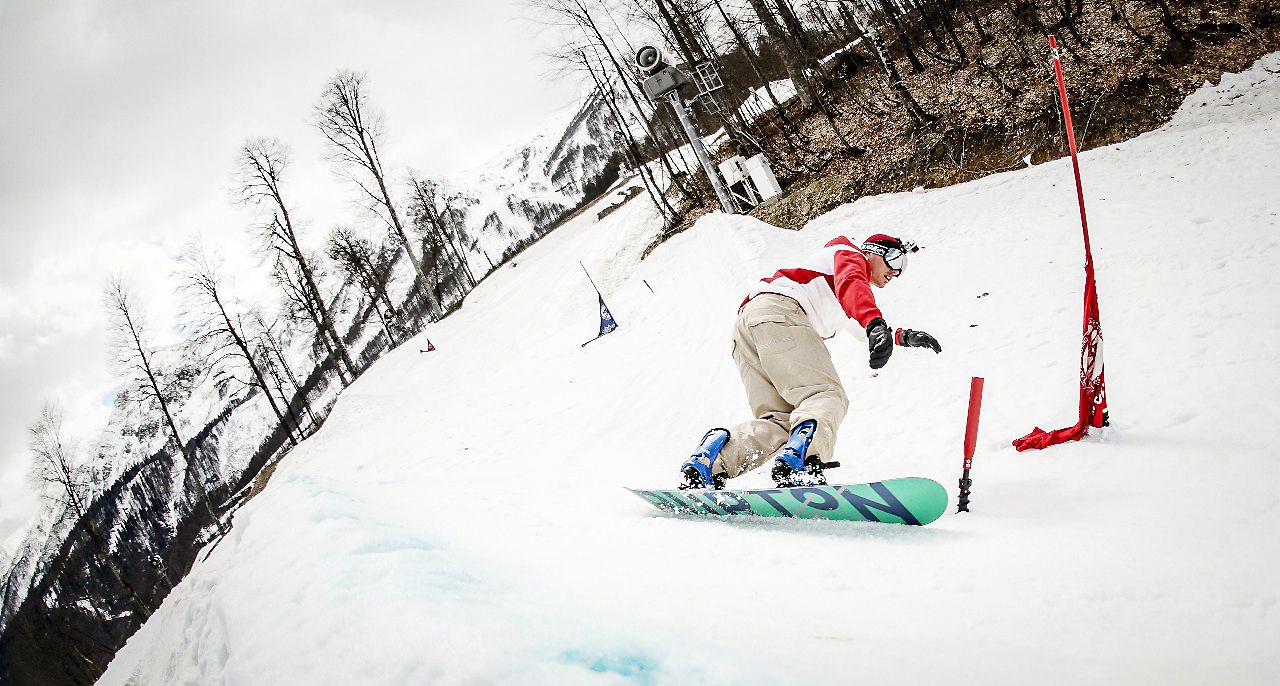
[
  {"xmin": 863, "ymin": 240, "xmax": 919, "ymax": 273},
  {"xmin": 883, "ymin": 246, "xmax": 909, "ymax": 272}
]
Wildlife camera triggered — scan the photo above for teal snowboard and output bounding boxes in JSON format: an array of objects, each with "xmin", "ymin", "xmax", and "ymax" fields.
[{"xmin": 627, "ymin": 477, "xmax": 947, "ymax": 526}]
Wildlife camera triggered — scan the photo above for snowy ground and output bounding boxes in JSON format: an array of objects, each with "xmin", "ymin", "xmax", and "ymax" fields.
[{"xmin": 99, "ymin": 55, "xmax": 1280, "ymax": 685}]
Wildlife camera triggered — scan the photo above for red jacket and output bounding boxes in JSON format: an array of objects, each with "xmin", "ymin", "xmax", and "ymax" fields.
[{"xmin": 744, "ymin": 236, "xmax": 882, "ymax": 338}]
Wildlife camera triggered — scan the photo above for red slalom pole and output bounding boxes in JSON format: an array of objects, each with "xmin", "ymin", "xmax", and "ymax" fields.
[
  {"xmin": 1049, "ymin": 35, "xmax": 1096, "ymax": 267},
  {"xmin": 1011, "ymin": 36, "xmax": 1109, "ymax": 451},
  {"xmin": 957, "ymin": 377, "xmax": 984, "ymax": 512}
]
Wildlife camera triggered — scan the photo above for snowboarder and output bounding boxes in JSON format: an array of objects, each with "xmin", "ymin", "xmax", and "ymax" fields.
[{"xmin": 680, "ymin": 234, "xmax": 942, "ymax": 490}]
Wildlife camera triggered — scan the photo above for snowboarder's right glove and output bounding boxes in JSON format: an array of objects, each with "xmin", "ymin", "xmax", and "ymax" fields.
[{"xmin": 866, "ymin": 318, "xmax": 893, "ymax": 369}]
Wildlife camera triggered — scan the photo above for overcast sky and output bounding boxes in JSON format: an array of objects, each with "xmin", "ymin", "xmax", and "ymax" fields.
[{"xmin": 0, "ymin": 0, "xmax": 589, "ymax": 549}]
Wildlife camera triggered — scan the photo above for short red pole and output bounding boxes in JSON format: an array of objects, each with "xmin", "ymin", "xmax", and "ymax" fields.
[{"xmin": 958, "ymin": 377, "xmax": 984, "ymax": 512}]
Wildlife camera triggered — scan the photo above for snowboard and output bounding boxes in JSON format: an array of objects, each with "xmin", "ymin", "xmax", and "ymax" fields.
[{"xmin": 627, "ymin": 477, "xmax": 947, "ymax": 526}]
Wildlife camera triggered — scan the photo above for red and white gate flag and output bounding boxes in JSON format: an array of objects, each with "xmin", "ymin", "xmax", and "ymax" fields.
[
  {"xmin": 1012, "ymin": 35, "xmax": 1109, "ymax": 451},
  {"xmin": 1012, "ymin": 263, "xmax": 1108, "ymax": 450}
]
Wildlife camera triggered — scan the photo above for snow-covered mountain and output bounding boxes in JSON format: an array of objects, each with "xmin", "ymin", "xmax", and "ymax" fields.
[
  {"xmin": 95, "ymin": 53, "xmax": 1280, "ymax": 685},
  {"xmin": 438, "ymin": 85, "xmax": 624, "ymax": 268}
]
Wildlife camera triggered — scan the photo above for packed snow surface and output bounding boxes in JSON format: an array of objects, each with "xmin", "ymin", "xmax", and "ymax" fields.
[{"xmin": 99, "ymin": 55, "xmax": 1280, "ymax": 685}]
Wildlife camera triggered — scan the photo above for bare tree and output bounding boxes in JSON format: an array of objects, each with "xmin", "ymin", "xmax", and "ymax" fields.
[
  {"xmin": 403, "ymin": 175, "xmax": 480, "ymax": 316},
  {"xmin": 176, "ymin": 243, "xmax": 301, "ymax": 447},
  {"xmin": 314, "ymin": 71, "xmax": 430, "ymax": 299},
  {"xmin": 250, "ymin": 308, "xmax": 321, "ymax": 433},
  {"xmin": 710, "ymin": 0, "xmax": 824, "ymax": 171},
  {"xmin": 534, "ymin": 0, "xmax": 701, "ymax": 208},
  {"xmin": 29, "ymin": 403, "xmax": 151, "ymax": 622},
  {"xmin": 747, "ymin": 0, "xmax": 821, "ymax": 108},
  {"xmin": 844, "ymin": 1, "xmax": 934, "ymax": 124},
  {"xmin": 1, "ymin": 527, "xmax": 40, "ymax": 627},
  {"xmin": 677, "ymin": 0, "xmax": 831, "ymax": 169},
  {"xmin": 325, "ymin": 225, "xmax": 404, "ymax": 344},
  {"xmin": 910, "ymin": 0, "xmax": 970, "ymax": 63},
  {"xmin": 577, "ymin": 58, "xmax": 678, "ymax": 223},
  {"xmin": 235, "ymin": 137, "xmax": 359, "ymax": 382},
  {"xmin": 406, "ymin": 175, "xmax": 477, "ymax": 289},
  {"xmin": 59, "ymin": 566, "xmax": 120, "ymax": 655},
  {"xmin": 105, "ymin": 278, "xmax": 227, "ymax": 537},
  {"xmin": 651, "ymin": 0, "xmax": 705, "ymax": 68},
  {"xmin": 647, "ymin": 0, "xmax": 790, "ymax": 160},
  {"xmin": 873, "ymin": 0, "xmax": 926, "ymax": 72},
  {"xmin": 269, "ymin": 252, "xmax": 357, "ymax": 380}
]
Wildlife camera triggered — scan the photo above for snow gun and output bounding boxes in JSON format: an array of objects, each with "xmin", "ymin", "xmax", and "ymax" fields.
[{"xmin": 957, "ymin": 376, "xmax": 984, "ymax": 512}]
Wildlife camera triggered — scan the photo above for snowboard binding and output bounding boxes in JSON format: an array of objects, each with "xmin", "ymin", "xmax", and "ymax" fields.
[
  {"xmin": 680, "ymin": 465, "xmax": 726, "ymax": 490},
  {"xmin": 771, "ymin": 455, "xmax": 842, "ymax": 487},
  {"xmin": 679, "ymin": 428, "xmax": 729, "ymax": 490},
  {"xmin": 770, "ymin": 420, "xmax": 840, "ymax": 487}
]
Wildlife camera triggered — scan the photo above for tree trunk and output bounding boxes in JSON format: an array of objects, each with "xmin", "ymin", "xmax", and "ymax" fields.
[
  {"xmin": 118, "ymin": 306, "xmax": 227, "ymax": 536},
  {"xmin": 851, "ymin": 6, "xmax": 935, "ymax": 125},
  {"xmin": 573, "ymin": 0, "xmax": 699, "ymax": 208},
  {"xmin": 713, "ymin": 0, "xmax": 821, "ymax": 170},
  {"xmin": 959, "ymin": 0, "xmax": 993, "ymax": 43},
  {"xmin": 654, "ymin": 0, "xmax": 699, "ymax": 68},
  {"xmin": 62, "ymin": 567, "xmax": 120, "ymax": 650},
  {"xmin": 585, "ymin": 57, "xmax": 677, "ymax": 223},
  {"xmin": 373, "ymin": 171, "xmax": 431, "ymax": 305},
  {"xmin": 877, "ymin": 0, "xmax": 927, "ymax": 72},
  {"xmin": 277, "ymin": 209, "xmax": 358, "ymax": 381},
  {"xmin": 79, "ymin": 514, "xmax": 151, "ymax": 620},
  {"xmin": 153, "ymin": 372, "xmax": 226, "ymax": 538},
  {"xmin": 908, "ymin": 0, "xmax": 952, "ymax": 55},
  {"xmin": 748, "ymin": 0, "xmax": 819, "ymax": 108},
  {"xmin": 212, "ymin": 293, "xmax": 299, "ymax": 445},
  {"xmin": 933, "ymin": 1, "xmax": 971, "ymax": 63},
  {"xmin": 256, "ymin": 317, "xmax": 321, "ymax": 432}
]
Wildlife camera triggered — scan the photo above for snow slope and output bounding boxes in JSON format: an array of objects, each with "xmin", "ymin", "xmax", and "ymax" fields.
[{"xmin": 99, "ymin": 55, "xmax": 1280, "ymax": 685}]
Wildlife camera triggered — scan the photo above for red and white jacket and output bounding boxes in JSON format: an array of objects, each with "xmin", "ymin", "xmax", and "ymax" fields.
[{"xmin": 744, "ymin": 236, "xmax": 882, "ymax": 339}]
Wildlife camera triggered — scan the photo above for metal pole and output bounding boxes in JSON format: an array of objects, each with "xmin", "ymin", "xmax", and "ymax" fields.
[
  {"xmin": 579, "ymin": 261, "xmax": 602, "ymax": 296},
  {"xmin": 665, "ymin": 92, "xmax": 735, "ymax": 214}
]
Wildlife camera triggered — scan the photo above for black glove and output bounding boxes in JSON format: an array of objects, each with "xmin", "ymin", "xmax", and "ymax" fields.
[
  {"xmin": 895, "ymin": 328, "xmax": 942, "ymax": 353},
  {"xmin": 866, "ymin": 318, "xmax": 893, "ymax": 369}
]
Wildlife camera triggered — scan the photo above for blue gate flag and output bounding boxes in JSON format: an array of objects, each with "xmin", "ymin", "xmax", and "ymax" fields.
[
  {"xmin": 580, "ymin": 261, "xmax": 619, "ymax": 347},
  {"xmin": 598, "ymin": 294, "xmax": 619, "ymax": 337}
]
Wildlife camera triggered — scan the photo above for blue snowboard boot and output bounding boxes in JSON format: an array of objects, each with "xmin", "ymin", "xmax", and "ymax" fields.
[
  {"xmin": 679, "ymin": 428, "xmax": 729, "ymax": 490},
  {"xmin": 770, "ymin": 420, "xmax": 837, "ymax": 487}
]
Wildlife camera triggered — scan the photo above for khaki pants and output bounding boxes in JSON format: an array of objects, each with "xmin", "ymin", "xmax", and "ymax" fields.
[{"xmin": 715, "ymin": 294, "xmax": 849, "ymax": 479}]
